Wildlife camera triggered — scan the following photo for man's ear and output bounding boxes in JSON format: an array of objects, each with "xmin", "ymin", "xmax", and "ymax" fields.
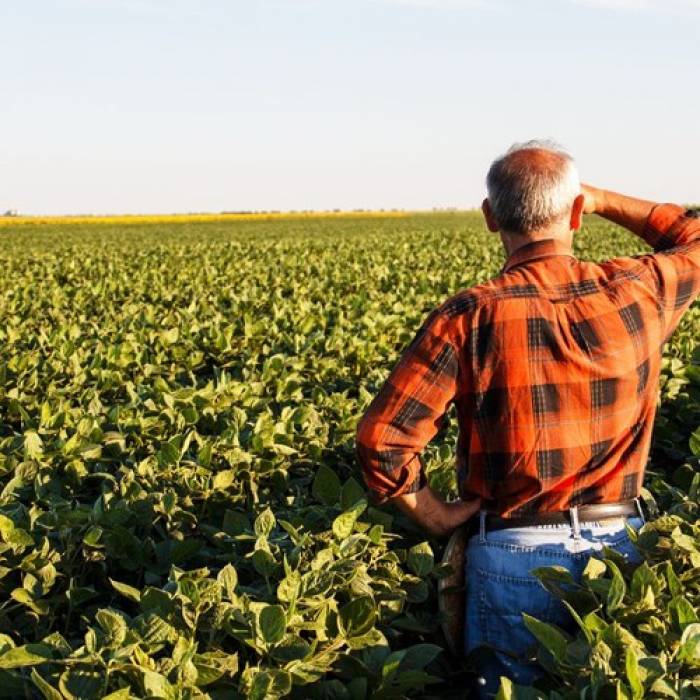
[
  {"xmin": 482, "ymin": 198, "xmax": 499, "ymax": 233},
  {"xmin": 570, "ymin": 193, "xmax": 585, "ymax": 231}
]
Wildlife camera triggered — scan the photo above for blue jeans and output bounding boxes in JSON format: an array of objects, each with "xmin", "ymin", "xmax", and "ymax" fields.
[{"xmin": 464, "ymin": 509, "xmax": 645, "ymax": 698}]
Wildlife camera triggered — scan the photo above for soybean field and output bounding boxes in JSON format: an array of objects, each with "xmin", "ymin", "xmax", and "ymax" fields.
[{"xmin": 0, "ymin": 212, "xmax": 698, "ymax": 699}]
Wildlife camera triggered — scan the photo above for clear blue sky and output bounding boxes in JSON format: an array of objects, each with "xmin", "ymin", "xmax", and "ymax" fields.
[{"xmin": 2, "ymin": 0, "xmax": 698, "ymax": 215}]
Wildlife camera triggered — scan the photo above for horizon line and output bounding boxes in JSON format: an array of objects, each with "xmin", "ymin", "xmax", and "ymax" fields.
[{"xmin": 0, "ymin": 207, "xmax": 484, "ymax": 227}]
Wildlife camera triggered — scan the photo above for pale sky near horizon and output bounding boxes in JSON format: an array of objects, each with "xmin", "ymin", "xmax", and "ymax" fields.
[{"xmin": 2, "ymin": 0, "xmax": 698, "ymax": 215}]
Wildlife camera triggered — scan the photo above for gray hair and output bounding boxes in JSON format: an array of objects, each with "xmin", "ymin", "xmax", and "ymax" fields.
[{"xmin": 486, "ymin": 139, "xmax": 580, "ymax": 235}]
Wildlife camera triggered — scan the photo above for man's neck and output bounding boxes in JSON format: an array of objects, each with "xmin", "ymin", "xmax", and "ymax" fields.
[{"xmin": 501, "ymin": 229, "xmax": 573, "ymax": 259}]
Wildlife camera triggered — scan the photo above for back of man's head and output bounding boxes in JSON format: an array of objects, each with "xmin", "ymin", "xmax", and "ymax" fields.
[{"xmin": 486, "ymin": 140, "xmax": 580, "ymax": 236}]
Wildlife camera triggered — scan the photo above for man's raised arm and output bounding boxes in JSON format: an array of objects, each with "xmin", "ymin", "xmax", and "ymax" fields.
[
  {"xmin": 581, "ymin": 185, "xmax": 657, "ymax": 237},
  {"xmin": 582, "ymin": 184, "xmax": 700, "ymax": 338},
  {"xmin": 355, "ymin": 308, "xmax": 481, "ymax": 538}
]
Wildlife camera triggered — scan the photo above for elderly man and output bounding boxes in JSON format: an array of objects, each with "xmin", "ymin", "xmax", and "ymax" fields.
[{"xmin": 355, "ymin": 140, "xmax": 700, "ymax": 695}]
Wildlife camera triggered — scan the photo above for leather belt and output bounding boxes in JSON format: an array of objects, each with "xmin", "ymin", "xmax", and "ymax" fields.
[{"xmin": 470, "ymin": 500, "xmax": 641, "ymax": 535}]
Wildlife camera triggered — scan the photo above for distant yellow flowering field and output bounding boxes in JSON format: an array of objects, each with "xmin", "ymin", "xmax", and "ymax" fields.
[{"xmin": 0, "ymin": 210, "xmax": 408, "ymax": 227}]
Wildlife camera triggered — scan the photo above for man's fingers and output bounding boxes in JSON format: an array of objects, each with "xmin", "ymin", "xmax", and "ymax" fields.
[
  {"xmin": 581, "ymin": 183, "xmax": 598, "ymax": 215},
  {"xmin": 457, "ymin": 497, "xmax": 482, "ymax": 520},
  {"xmin": 445, "ymin": 497, "xmax": 482, "ymax": 530},
  {"xmin": 390, "ymin": 487, "xmax": 482, "ymax": 537}
]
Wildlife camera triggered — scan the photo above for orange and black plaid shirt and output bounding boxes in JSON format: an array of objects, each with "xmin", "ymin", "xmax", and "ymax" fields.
[{"xmin": 356, "ymin": 204, "xmax": 700, "ymax": 517}]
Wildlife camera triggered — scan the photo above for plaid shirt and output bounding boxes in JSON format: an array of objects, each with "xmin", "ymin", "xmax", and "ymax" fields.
[{"xmin": 356, "ymin": 204, "xmax": 700, "ymax": 517}]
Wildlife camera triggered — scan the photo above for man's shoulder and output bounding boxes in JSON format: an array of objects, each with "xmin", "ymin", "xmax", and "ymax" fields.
[
  {"xmin": 436, "ymin": 258, "xmax": 657, "ymax": 321},
  {"xmin": 435, "ymin": 271, "xmax": 540, "ymax": 320}
]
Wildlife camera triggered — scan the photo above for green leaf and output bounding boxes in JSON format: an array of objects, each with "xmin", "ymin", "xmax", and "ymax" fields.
[
  {"xmin": 631, "ymin": 561, "xmax": 660, "ymax": 601},
  {"xmin": 101, "ymin": 690, "xmax": 132, "ymax": 700},
  {"xmin": 140, "ymin": 588, "xmax": 174, "ymax": 618},
  {"xmin": 24, "ymin": 430, "xmax": 44, "ymax": 460},
  {"xmin": 12, "ymin": 587, "xmax": 48, "ymax": 615},
  {"xmin": 137, "ymin": 613, "xmax": 177, "ymax": 645},
  {"xmin": 625, "ymin": 647, "xmax": 644, "ymax": 699},
  {"xmin": 198, "ymin": 441, "xmax": 213, "ymax": 467},
  {"xmin": 332, "ymin": 499, "xmax": 367, "ymax": 540},
  {"xmin": 109, "ymin": 578, "xmax": 141, "ymax": 603},
  {"xmin": 312, "ymin": 464, "xmax": 341, "ymax": 506},
  {"xmin": 252, "ymin": 549, "xmax": 277, "ymax": 577},
  {"xmin": 669, "ymin": 596, "xmax": 699, "ymax": 632},
  {"xmin": 59, "ymin": 668, "xmax": 103, "ymax": 700},
  {"xmin": 339, "ymin": 595, "xmax": 376, "ymax": 638},
  {"xmin": 606, "ymin": 560, "xmax": 626, "ymax": 613},
  {"xmin": 270, "ymin": 635, "xmax": 311, "ymax": 663},
  {"xmin": 30, "ymin": 670, "xmax": 63, "ymax": 700},
  {"xmin": 272, "ymin": 442, "xmax": 297, "ymax": 456},
  {"xmin": 407, "ymin": 541, "xmax": 434, "ymax": 577},
  {"xmin": 254, "ymin": 508, "xmax": 276, "ymax": 537},
  {"xmin": 0, "ymin": 515, "xmax": 33, "ymax": 550},
  {"xmin": 341, "ymin": 477, "xmax": 365, "ymax": 509},
  {"xmin": 160, "ymin": 328, "xmax": 179, "ymax": 345},
  {"xmin": 671, "ymin": 526, "xmax": 698, "ymax": 553},
  {"xmin": 258, "ymin": 605, "xmax": 286, "ymax": 644},
  {"xmin": 7, "ymin": 527, "xmax": 34, "ymax": 549},
  {"xmin": 0, "ymin": 644, "xmax": 53, "ymax": 669},
  {"xmin": 678, "ymin": 623, "xmax": 700, "ymax": 666},
  {"xmin": 347, "ymin": 677, "xmax": 369, "ymax": 700},
  {"xmin": 562, "ymin": 600, "xmax": 594, "ymax": 645},
  {"xmin": 82, "ymin": 526, "xmax": 103, "ymax": 548},
  {"xmin": 212, "ymin": 469, "xmax": 236, "ymax": 490},
  {"xmin": 80, "ymin": 444, "xmax": 102, "ymax": 460},
  {"xmin": 582, "ymin": 556, "xmax": 607, "ymax": 581},
  {"xmin": 95, "ymin": 609, "xmax": 127, "ymax": 645},
  {"xmin": 217, "ymin": 563, "xmax": 238, "ymax": 601},
  {"xmin": 495, "ymin": 677, "xmax": 515, "ymax": 700},
  {"xmin": 277, "ymin": 572, "xmax": 300, "ymax": 604},
  {"xmin": 223, "ymin": 510, "xmax": 249, "ymax": 535},
  {"xmin": 689, "ymin": 426, "xmax": 700, "ymax": 457},
  {"xmin": 0, "ymin": 515, "xmax": 15, "ymax": 541},
  {"xmin": 141, "ymin": 669, "xmax": 175, "ymax": 699},
  {"xmin": 665, "ymin": 562, "xmax": 683, "ymax": 597},
  {"xmin": 401, "ymin": 643, "xmax": 443, "ymax": 670},
  {"xmin": 531, "ymin": 565, "xmax": 577, "ymax": 587},
  {"xmin": 494, "ymin": 677, "xmax": 545, "ymax": 700},
  {"xmin": 522, "ymin": 614, "xmax": 568, "ymax": 663},
  {"xmin": 249, "ymin": 669, "xmax": 292, "ymax": 700},
  {"xmin": 157, "ymin": 438, "xmax": 180, "ymax": 467},
  {"xmin": 192, "ymin": 659, "xmax": 223, "ymax": 686}
]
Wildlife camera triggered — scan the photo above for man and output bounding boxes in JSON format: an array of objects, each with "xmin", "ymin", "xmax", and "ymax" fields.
[{"xmin": 355, "ymin": 139, "xmax": 700, "ymax": 695}]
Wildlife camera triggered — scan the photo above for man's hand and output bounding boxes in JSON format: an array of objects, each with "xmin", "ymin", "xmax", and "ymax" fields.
[
  {"xmin": 581, "ymin": 183, "xmax": 603, "ymax": 215},
  {"xmin": 389, "ymin": 486, "xmax": 482, "ymax": 538}
]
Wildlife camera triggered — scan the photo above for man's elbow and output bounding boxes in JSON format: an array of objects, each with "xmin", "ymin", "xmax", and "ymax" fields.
[
  {"xmin": 354, "ymin": 414, "xmax": 386, "ymax": 496},
  {"xmin": 355, "ymin": 412, "xmax": 379, "ymax": 454}
]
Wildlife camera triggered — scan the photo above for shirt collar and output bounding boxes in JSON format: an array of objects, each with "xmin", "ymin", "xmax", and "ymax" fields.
[{"xmin": 501, "ymin": 238, "xmax": 576, "ymax": 274}]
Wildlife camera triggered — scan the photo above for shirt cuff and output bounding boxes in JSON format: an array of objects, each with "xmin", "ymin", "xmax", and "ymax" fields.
[
  {"xmin": 367, "ymin": 458, "xmax": 427, "ymax": 506},
  {"xmin": 642, "ymin": 203, "xmax": 690, "ymax": 250}
]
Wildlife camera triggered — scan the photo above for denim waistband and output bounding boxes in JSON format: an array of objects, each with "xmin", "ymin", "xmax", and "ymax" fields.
[
  {"xmin": 473, "ymin": 498, "xmax": 646, "ymax": 544},
  {"xmin": 469, "ymin": 515, "xmax": 645, "ymax": 548}
]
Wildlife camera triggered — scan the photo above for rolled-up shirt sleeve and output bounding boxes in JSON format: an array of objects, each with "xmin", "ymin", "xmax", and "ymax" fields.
[
  {"xmin": 355, "ymin": 308, "xmax": 460, "ymax": 504},
  {"xmin": 637, "ymin": 204, "xmax": 700, "ymax": 341}
]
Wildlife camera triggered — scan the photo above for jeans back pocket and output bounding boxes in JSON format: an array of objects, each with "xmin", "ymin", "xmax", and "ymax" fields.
[{"xmin": 476, "ymin": 567, "xmax": 554, "ymax": 659}]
